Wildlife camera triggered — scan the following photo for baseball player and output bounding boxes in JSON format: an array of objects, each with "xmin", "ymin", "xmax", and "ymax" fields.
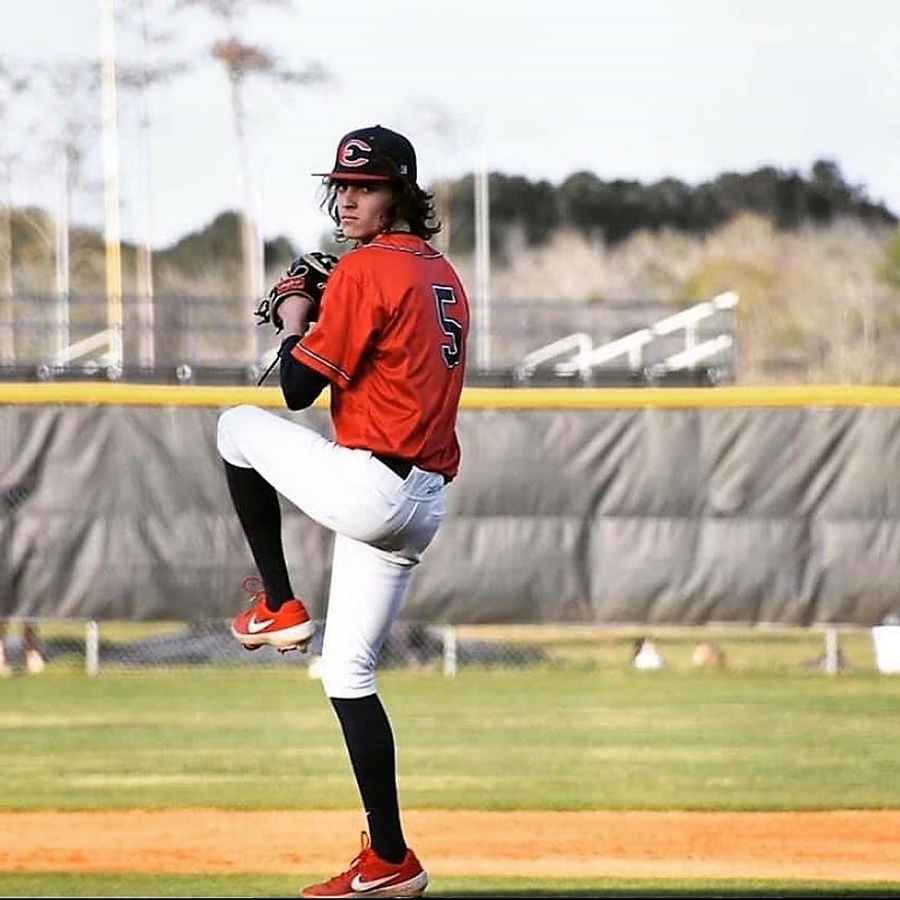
[{"xmin": 217, "ymin": 124, "xmax": 469, "ymax": 898}]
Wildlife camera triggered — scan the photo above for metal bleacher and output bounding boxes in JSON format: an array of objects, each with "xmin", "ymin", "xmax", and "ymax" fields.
[
  {"xmin": 0, "ymin": 292, "xmax": 738, "ymax": 389},
  {"xmin": 513, "ymin": 291, "xmax": 738, "ymax": 387}
]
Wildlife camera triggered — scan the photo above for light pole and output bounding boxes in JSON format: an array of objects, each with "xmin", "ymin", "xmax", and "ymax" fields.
[
  {"xmin": 100, "ymin": 0, "xmax": 123, "ymax": 374},
  {"xmin": 474, "ymin": 166, "xmax": 491, "ymax": 371}
]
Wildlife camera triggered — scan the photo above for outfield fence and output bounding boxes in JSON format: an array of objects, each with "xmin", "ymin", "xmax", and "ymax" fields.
[{"xmin": 1, "ymin": 617, "xmax": 893, "ymax": 678}]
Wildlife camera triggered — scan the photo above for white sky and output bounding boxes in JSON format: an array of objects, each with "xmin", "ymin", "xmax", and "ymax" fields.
[{"xmin": 2, "ymin": 0, "xmax": 899, "ymax": 252}]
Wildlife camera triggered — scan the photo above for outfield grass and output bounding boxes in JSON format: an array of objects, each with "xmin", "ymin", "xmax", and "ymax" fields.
[
  {"xmin": 1, "ymin": 625, "xmax": 898, "ymax": 895},
  {"xmin": 0, "ymin": 872, "xmax": 896, "ymax": 897},
  {"xmin": 1, "ymin": 661, "xmax": 899, "ymax": 811}
]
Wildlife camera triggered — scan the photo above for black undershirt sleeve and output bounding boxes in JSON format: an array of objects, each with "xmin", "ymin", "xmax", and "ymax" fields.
[{"xmin": 278, "ymin": 335, "xmax": 330, "ymax": 410}]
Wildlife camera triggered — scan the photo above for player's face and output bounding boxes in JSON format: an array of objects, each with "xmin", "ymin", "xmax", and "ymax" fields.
[{"xmin": 334, "ymin": 181, "xmax": 394, "ymax": 242}]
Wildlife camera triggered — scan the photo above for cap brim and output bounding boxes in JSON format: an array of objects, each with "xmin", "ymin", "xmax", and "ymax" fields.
[{"xmin": 312, "ymin": 172, "xmax": 394, "ymax": 181}]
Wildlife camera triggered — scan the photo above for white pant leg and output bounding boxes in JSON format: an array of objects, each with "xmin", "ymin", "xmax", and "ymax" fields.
[
  {"xmin": 218, "ymin": 404, "xmax": 441, "ymax": 550},
  {"xmin": 217, "ymin": 404, "xmax": 447, "ymax": 695},
  {"xmin": 318, "ymin": 533, "xmax": 415, "ymax": 698},
  {"xmin": 316, "ymin": 473, "xmax": 445, "ymax": 696}
]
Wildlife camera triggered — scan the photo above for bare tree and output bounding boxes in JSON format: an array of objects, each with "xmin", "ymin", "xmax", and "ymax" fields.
[
  {"xmin": 174, "ymin": 0, "xmax": 331, "ymax": 328},
  {"xmin": 116, "ymin": 0, "xmax": 190, "ymax": 368},
  {"xmin": 401, "ymin": 99, "xmax": 468, "ymax": 254},
  {"xmin": 0, "ymin": 58, "xmax": 32, "ymax": 363},
  {"xmin": 31, "ymin": 60, "xmax": 102, "ymax": 358}
]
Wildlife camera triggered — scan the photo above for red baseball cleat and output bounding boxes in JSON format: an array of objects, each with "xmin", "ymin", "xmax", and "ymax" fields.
[
  {"xmin": 231, "ymin": 577, "xmax": 315, "ymax": 653},
  {"xmin": 300, "ymin": 832, "xmax": 428, "ymax": 898}
]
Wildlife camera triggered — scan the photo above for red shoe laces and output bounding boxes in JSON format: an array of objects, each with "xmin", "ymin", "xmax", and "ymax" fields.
[
  {"xmin": 240, "ymin": 575, "xmax": 267, "ymax": 605},
  {"xmin": 321, "ymin": 834, "xmax": 375, "ymax": 887}
]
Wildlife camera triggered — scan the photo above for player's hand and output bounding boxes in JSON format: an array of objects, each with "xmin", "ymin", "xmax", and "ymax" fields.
[
  {"xmin": 253, "ymin": 251, "xmax": 340, "ymax": 333},
  {"xmin": 278, "ymin": 295, "xmax": 317, "ymax": 337}
]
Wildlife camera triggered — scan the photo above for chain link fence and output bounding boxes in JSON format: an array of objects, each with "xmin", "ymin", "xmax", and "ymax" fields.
[
  {"xmin": 0, "ymin": 617, "xmax": 550, "ymax": 678},
  {"xmin": 0, "ymin": 292, "xmax": 736, "ymax": 386},
  {"xmin": 1, "ymin": 617, "xmax": 892, "ymax": 677}
]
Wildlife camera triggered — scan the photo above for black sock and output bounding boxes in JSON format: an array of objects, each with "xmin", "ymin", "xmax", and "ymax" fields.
[
  {"xmin": 331, "ymin": 695, "xmax": 406, "ymax": 864},
  {"xmin": 223, "ymin": 461, "xmax": 293, "ymax": 608}
]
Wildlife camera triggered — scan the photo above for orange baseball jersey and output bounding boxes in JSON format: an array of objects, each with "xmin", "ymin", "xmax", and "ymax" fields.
[{"xmin": 292, "ymin": 232, "xmax": 469, "ymax": 479}]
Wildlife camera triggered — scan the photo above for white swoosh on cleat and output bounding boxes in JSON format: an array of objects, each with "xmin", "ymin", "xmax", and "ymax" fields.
[
  {"xmin": 349, "ymin": 873, "xmax": 399, "ymax": 892},
  {"xmin": 246, "ymin": 615, "xmax": 276, "ymax": 633}
]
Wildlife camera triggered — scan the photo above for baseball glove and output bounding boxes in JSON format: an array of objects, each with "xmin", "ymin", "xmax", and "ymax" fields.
[{"xmin": 254, "ymin": 251, "xmax": 340, "ymax": 333}]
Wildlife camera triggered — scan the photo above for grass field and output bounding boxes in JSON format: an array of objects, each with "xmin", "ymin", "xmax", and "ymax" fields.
[{"xmin": 1, "ymin": 624, "xmax": 899, "ymax": 896}]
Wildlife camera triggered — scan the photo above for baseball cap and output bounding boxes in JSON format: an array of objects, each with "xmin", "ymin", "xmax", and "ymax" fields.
[{"xmin": 314, "ymin": 125, "xmax": 418, "ymax": 184}]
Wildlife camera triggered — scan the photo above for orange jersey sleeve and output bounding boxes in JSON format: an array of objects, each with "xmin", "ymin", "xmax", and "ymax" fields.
[{"xmin": 291, "ymin": 233, "xmax": 469, "ymax": 479}]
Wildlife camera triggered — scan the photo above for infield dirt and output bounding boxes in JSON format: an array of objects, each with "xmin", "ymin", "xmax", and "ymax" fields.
[{"xmin": 1, "ymin": 809, "xmax": 899, "ymax": 883}]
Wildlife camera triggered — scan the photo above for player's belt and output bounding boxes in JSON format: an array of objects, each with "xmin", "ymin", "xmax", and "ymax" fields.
[
  {"xmin": 374, "ymin": 453, "xmax": 450, "ymax": 484},
  {"xmin": 372, "ymin": 453, "xmax": 450, "ymax": 484},
  {"xmin": 373, "ymin": 453, "xmax": 413, "ymax": 479}
]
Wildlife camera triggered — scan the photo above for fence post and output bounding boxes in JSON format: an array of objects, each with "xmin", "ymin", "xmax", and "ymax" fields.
[
  {"xmin": 442, "ymin": 625, "xmax": 457, "ymax": 677},
  {"xmin": 85, "ymin": 620, "xmax": 99, "ymax": 676},
  {"xmin": 824, "ymin": 626, "xmax": 839, "ymax": 675}
]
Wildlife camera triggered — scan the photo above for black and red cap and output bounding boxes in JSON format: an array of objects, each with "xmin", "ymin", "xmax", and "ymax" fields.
[{"xmin": 314, "ymin": 125, "xmax": 417, "ymax": 184}]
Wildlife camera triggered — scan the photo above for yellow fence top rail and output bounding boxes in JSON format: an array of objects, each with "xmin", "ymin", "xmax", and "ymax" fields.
[{"xmin": 2, "ymin": 382, "xmax": 900, "ymax": 409}]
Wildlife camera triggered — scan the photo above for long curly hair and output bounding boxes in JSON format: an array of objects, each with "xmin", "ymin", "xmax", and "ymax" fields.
[{"xmin": 320, "ymin": 178, "xmax": 442, "ymax": 242}]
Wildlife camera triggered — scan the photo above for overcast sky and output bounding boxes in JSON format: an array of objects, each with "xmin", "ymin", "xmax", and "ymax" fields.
[{"xmin": 2, "ymin": 0, "xmax": 898, "ymax": 253}]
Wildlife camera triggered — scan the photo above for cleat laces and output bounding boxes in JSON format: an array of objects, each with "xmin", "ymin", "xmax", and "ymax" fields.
[
  {"xmin": 240, "ymin": 574, "xmax": 268, "ymax": 606},
  {"xmin": 320, "ymin": 832, "xmax": 375, "ymax": 890}
]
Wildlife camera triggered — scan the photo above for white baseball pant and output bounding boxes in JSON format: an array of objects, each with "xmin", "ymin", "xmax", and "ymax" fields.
[{"xmin": 216, "ymin": 404, "xmax": 447, "ymax": 698}]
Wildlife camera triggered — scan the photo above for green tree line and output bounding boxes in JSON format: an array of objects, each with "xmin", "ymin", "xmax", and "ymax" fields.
[
  {"xmin": 444, "ymin": 159, "xmax": 897, "ymax": 260},
  {"xmin": 3, "ymin": 158, "xmax": 898, "ymax": 298}
]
